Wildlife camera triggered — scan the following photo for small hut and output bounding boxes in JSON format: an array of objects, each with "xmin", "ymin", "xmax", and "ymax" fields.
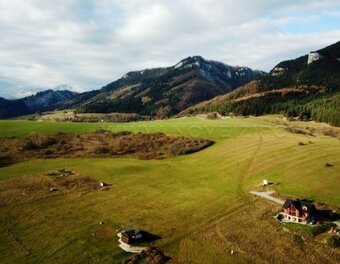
[{"xmin": 120, "ymin": 228, "xmax": 143, "ymax": 244}]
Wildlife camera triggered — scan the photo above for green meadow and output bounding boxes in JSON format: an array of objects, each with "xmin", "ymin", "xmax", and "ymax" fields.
[{"xmin": 0, "ymin": 117, "xmax": 339, "ymax": 263}]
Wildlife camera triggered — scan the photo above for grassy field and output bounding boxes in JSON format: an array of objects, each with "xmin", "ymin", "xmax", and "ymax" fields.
[{"xmin": 0, "ymin": 116, "xmax": 339, "ymax": 263}]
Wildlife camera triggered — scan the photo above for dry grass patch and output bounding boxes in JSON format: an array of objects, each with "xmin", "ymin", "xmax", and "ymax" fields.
[
  {"xmin": 0, "ymin": 176, "xmax": 56, "ymax": 207},
  {"xmin": 180, "ymin": 202, "xmax": 340, "ymax": 263},
  {"xmin": 0, "ymin": 170, "xmax": 100, "ymax": 207},
  {"xmin": 0, "ymin": 130, "xmax": 214, "ymax": 165},
  {"xmin": 285, "ymin": 126, "xmax": 315, "ymax": 136}
]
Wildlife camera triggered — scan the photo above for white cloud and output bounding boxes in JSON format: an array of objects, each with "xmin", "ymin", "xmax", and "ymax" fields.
[{"xmin": 0, "ymin": 0, "xmax": 339, "ymax": 96}]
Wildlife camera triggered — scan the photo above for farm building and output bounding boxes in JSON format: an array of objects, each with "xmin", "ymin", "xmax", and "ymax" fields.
[
  {"xmin": 280, "ymin": 199, "xmax": 316, "ymax": 223},
  {"xmin": 120, "ymin": 228, "xmax": 143, "ymax": 244}
]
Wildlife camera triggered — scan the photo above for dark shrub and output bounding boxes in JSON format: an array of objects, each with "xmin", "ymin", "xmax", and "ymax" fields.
[
  {"xmin": 43, "ymin": 149, "xmax": 54, "ymax": 155},
  {"xmin": 0, "ymin": 154, "xmax": 12, "ymax": 165},
  {"xmin": 23, "ymin": 141, "xmax": 40, "ymax": 150},
  {"xmin": 94, "ymin": 147, "xmax": 110, "ymax": 154},
  {"xmin": 40, "ymin": 137, "xmax": 57, "ymax": 148}
]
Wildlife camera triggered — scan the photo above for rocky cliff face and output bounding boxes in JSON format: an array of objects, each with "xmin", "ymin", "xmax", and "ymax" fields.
[{"xmin": 307, "ymin": 52, "xmax": 323, "ymax": 65}]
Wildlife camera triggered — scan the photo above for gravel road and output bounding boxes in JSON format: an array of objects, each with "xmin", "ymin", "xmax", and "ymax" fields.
[{"xmin": 249, "ymin": 191, "xmax": 285, "ymax": 205}]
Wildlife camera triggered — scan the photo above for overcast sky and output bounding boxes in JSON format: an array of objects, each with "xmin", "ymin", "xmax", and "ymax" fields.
[{"xmin": 1, "ymin": 0, "xmax": 340, "ymax": 97}]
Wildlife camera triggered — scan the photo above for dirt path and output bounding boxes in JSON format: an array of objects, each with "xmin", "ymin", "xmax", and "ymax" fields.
[
  {"xmin": 5, "ymin": 228, "xmax": 29, "ymax": 256},
  {"xmin": 249, "ymin": 191, "xmax": 285, "ymax": 205}
]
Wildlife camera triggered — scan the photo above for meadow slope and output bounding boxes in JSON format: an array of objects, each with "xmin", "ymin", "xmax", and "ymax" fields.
[{"xmin": 0, "ymin": 117, "xmax": 339, "ymax": 263}]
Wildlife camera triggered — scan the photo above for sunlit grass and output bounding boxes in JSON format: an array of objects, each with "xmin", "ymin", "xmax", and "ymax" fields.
[{"xmin": 0, "ymin": 116, "xmax": 339, "ymax": 263}]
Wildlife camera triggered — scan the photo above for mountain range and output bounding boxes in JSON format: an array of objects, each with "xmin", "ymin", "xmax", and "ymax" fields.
[
  {"xmin": 61, "ymin": 56, "xmax": 266, "ymax": 118},
  {"xmin": 183, "ymin": 41, "xmax": 340, "ymax": 126},
  {"xmin": 0, "ymin": 57, "xmax": 265, "ymax": 118},
  {"xmin": 0, "ymin": 41, "xmax": 339, "ymax": 125}
]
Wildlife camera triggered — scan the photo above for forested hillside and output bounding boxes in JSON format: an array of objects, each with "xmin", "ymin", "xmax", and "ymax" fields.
[{"xmin": 184, "ymin": 41, "xmax": 340, "ymax": 126}]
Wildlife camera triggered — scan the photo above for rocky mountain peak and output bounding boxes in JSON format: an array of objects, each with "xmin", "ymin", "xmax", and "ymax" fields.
[{"xmin": 173, "ymin": 56, "xmax": 205, "ymax": 69}]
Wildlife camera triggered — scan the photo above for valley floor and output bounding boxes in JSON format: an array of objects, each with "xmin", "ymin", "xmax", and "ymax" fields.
[{"xmin": 0, "ymin": 116, "xmax": 339, "ymax": 263}]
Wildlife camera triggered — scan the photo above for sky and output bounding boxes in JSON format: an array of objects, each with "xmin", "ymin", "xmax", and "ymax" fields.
[{"xmin": 0, "ymin": 0, "xmax": 340, "ymax": 98}]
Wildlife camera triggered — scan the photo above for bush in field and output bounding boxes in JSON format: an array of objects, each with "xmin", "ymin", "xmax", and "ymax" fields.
[
  {"xmin": 23, "ymin": 140, "xmax": 40, "ymax": 150},
  {"xmin": 43, "ymin": 149, "xmax": 54, "ymax": 156},
  {"xmin": 0, "ymin": 154, "xmax": 12, "ymax": 165},
  {"xmin": 94, "ymin": 147, "xmax": 110, "ymax": 154},
  {"xmin": 285, "ymin": 127, "xmax": 314, "ymax": 136},
  {"xmin": 24, "ymin": 134, "xmax": 57, "ymax": 149},
  {"xmin": 40, "ymin": 137, "xmax": 57, "ymax": 148},
  {"xmin": 206, "ymin": 112, "xmax": 219, "ymax": 119}
]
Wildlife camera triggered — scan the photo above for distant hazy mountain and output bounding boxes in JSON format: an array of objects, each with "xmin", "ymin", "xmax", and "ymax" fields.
[
  {"xmin": 183, "ymin": 41, "xmax": 340, "ymax": 126},
  {"xmin": 65, "ymin": 56, "xmax": 266, "ymax": 117},
  {"xmin": 0, "ymin": 94, "xmax": 15, "ymax": 100},
  {"xmin": 0, "ymin": 88, "xmax": 78, "ymax": 118},
  {"xmin": 22, "ymin": 89, "xmax": 78, "ymax": 112},
  {"xmin": 16, "ymin": 84, "xmax": 75, "ymax": 98}
]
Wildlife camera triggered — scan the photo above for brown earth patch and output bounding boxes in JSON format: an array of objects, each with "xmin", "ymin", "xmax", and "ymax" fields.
[{"xmin": 0, "ymin": 130, "xmax": 214, "ymax": 165}]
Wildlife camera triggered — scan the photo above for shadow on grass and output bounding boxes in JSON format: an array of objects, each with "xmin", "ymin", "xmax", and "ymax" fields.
[
  {"xmin": 0, "ymin": 161, "xmax": 16, "ymax": 168},
  {"xmin": 139, "ymin": 231, "xmax": 162, "ymax": 243},
  {"xmin": 316, "ymin": 209, "xmax": 340, "ymax": 222}
]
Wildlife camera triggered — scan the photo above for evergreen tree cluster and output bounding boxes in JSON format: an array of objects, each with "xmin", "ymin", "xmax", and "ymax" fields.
[{"xmin": 197, "ymin": 91, "xmax": 340, "ymax": 126}]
